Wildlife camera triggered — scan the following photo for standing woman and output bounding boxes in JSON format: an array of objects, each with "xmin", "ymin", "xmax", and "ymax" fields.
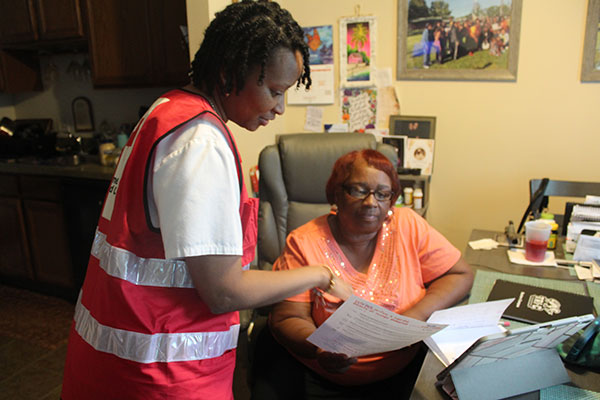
[{"xmin": 61, "ymin": 1, "xmax": 352, "ymax": 399}]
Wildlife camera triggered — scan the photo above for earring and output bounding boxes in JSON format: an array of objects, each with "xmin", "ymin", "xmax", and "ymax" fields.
[{"xmin": 387, "ymin": 209, "xmax": 393, "ymax": 217}]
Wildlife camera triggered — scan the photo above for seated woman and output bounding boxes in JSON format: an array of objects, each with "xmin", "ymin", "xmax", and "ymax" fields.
[{"xmin": 251, "ymin": 149, "xmax": 474, "ymax": 400}]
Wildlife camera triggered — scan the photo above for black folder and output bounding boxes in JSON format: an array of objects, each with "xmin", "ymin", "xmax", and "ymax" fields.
[{"xmin": 486, "ymin": 280, "xmax": 595, "ymax": 324}]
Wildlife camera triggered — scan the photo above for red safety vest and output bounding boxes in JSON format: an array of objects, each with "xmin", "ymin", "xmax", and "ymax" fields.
[{"xmin": 61, "ymin": 90, "xmax": 258, "ymax": 400}]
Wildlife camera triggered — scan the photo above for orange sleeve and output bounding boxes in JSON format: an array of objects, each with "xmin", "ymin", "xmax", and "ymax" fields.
[{"xmin": 272, "ymin": 230, "xmax": 313, "ymax": 303}]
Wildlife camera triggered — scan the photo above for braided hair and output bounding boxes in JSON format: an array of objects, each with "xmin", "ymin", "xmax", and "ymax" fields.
[{"xmin": 190, "ymin": 0, "xmax": 311, "ymax": 95}]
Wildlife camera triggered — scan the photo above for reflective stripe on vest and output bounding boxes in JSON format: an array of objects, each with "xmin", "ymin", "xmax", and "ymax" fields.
[
  {"xmin": 92, "ymin": 230, "xmax": 193, "ymax": 287},
  {"xmin": 92, "ymin": 230, "xmax": 250, "ymax": 288},
  {"xmin": 73, "ymin": 293, "xmax": 239, "ymax": 363}
]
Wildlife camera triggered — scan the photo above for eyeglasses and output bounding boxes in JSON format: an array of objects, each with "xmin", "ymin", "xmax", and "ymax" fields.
[{"xmin": 342, "ymin": 184, "xmax": 393, "ymax": 202}]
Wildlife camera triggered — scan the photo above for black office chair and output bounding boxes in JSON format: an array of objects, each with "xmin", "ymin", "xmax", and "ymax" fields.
[
  {"xmin": 242, "ymin": 133, "xmax": 397, "ymax": 345},
  {"xmin": 518, "ymin": 179, "xmax": 600, "ymax": 235},
  {"xmin": 242, "ymin": 133, "xmax": 398, "ymax": 395}
]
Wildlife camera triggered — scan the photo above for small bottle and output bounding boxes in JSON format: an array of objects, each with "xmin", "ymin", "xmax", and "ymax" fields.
[
  {"xmin": 413, "ymin": 188, "xmax": 423, "ymax": 209},
  {"xmin": 547, "ymin": 222, "xmax": 559, "ymax": 249},
  {"xmin": 403, "ymin": 187, "xmax": 413, "ymax": 207},
  {"xmin": 395, "ymin": 194, "xmax": 403, "ymax": 208}
]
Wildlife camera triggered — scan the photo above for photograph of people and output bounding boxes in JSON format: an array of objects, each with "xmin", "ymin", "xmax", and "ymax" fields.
[
  {"xmin": 60, "ymin": 1, "xmax": 352, "ymax": 399},
  {"xmin": 406, "ymin": 0, "xmax": 512, "ymax": 71},
  {"xmin": 251, "ymin": 149, "xmax": 474, "ymax": 399}
]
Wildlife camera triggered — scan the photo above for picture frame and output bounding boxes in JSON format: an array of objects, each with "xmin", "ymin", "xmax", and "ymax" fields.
[
  {"xmin": 581, "ymin": 0, "xmax": 600, "ymax": 82},
  {"xmin": 389, "ymin": 115, "xmax": 436, "ymax": 139},
  {"xmin": 382, "ymin": 135, "xmax": 407, "ymax": 168},
  {"xmin": 396, "ymin": 0, "xmax": 522, "ymax": 81},
  {"xmin": 339, "ymin": 16, "xmax": 377, "ymax": 87},
  {"xmin": 406, "ymin": 138, "xmax": 435, "ymax": 175},
  {"xmin": 72, "ymin": 96, "xmax": 94, "ymax": 132}
]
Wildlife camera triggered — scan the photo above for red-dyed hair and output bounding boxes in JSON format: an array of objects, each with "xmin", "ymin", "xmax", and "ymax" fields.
[{"xmin": 325, "ymin": 149, "xmax": 400, "ymax": 205}]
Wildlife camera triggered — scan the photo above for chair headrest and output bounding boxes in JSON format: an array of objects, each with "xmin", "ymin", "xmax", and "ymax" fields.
[{"xmin": 278, "ymin": 133, "xmax": 377, "ymax": 203}]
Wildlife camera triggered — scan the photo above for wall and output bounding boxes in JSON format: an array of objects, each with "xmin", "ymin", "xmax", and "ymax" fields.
[
  {"xmin": 9, "ymin": 54, "xmax": 171, "ymax": 135},
  {"xmin": 189, "ymin": 0, "xmax": 600, "ymax": 251},
  {"xmin": 0, "ymin": 94, "xmax": 15, "ymax": 119}
]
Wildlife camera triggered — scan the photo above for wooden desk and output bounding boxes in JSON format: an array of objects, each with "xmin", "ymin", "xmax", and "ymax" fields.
[{"xmin": 410, "ymin": 229, "xmax": 600, "ymax": 400}]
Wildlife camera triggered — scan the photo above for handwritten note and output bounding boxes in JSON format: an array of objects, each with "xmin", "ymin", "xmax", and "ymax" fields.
[
  {"xmin": 304, "ymin": 106, "xmax": 323, "ymax": 132},
  {"xmin": 306, "ymin": 295, "xmax": 446, "ymax": 357}
]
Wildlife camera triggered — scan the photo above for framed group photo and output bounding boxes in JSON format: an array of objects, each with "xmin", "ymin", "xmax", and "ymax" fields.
[
  {"xmin": 396, "ymin": 0, "xmax": 523, "ymax": 81},
  {"xmin": 581, "ymin": 0, "xmax": 600, "ymax": 82}
]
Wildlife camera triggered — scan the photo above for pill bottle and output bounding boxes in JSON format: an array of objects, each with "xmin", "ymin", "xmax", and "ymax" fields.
[
  {"xmin": 413, "ymin": 188, "xmax": 423, "ymax": 209},
  {"xmin": 99, "ymin": 141, "xmax": 116, "ymax": 166},
  {"xmin": 403, "ymin": 187, "xmax": 413, "ymax": 207},
  {"xmin": 547, "ymin": 222, "xmax": 559, "ymax": 249}
]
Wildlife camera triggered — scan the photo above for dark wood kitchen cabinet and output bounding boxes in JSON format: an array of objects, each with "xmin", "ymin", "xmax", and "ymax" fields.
[
  {"xmin": 0, "ymin": 0, "xmax": 188, "ymax": 89},
  {"xmin": 0, "ymin": 0, "xmax": 85, "ymax": 45},
  {"xmin": 0, "ymin": 172, "xmax": 109, "ymax": 301},
  {"xmin": 0, "ymin": 175, "xmax": 33, "ymax": 280},
  {"xmin": 20, "ymin": 176, "xmax": 74, "ymax": 289},
  {"xmin": 0, "ymin": 50, "xmax": 42, "ymax": 93},
  {"xmin": 85, "ymin": 0, "xmax": 190, "ymax": 87}
]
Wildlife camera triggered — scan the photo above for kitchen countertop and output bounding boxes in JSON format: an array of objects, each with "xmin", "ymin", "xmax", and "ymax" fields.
[{"xmin": 0, "ymin": 159, "xmax": 115, "ymax": 181}]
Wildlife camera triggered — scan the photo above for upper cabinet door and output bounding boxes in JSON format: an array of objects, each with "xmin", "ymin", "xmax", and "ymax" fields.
[
  {"xmin": 85, "ymin": 0, "xmax": 154, "ymax": 86},
  {"xmin": 86, "ymin": 0, "xmax": 190, "ymax": 87},
  {"xmin": 35, "ymin": 0, "xmax": 85, "ymax": 41},
  {"xmin": 0, "ymin": 0, "xmax": 84, "ymax": 45},
  {"xmin": 0, "ymin": 50, "xmax": 42, "ymax": 93},
  {"xmin": 146, "ymin": 0, "xmax": 190, "ymax": 86},
  {"xmin": 0, "ymin": 0, "xmax": 38, "ymax": 44}
]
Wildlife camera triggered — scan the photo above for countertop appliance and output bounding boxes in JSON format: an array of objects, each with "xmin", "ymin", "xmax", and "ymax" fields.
[{"xmin": 0, "ymin": 118, "xmax": 55, "ymax": 159}]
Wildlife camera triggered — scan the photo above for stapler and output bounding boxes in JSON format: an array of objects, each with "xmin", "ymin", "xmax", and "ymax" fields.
[
  {"xmin": 505, "ymin": 220, "xmax": 520, "ymax": 245},
  {"xmin": 496, "ymin": 220, "xmax": 522, "ymax": 247}
]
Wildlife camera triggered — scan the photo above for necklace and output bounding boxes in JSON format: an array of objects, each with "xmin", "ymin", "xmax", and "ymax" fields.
[
  {"xmin": 194, "ymin": 88, "xmax": 224, "ymax": 120},
  {"xmin": 205, "ymin": 95, "xmax": 223, "ymax": 119},
  {"xmin": 205, "ymin": 95, "xmax": 217, "ymax": 112}
]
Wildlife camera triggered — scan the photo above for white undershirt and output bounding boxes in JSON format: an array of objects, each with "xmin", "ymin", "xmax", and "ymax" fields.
[{"xmin": 147, "ymin": 118, "xmax": 242, "ymax": 260}]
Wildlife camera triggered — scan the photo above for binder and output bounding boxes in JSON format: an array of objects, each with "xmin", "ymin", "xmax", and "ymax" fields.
[
  {"xmin": 435, "ymin": 314, "xmax": 595, "ymax": 400},
  {"xmin": 486, "ymin": 280, "xmax": 595, "ymax": 324}
]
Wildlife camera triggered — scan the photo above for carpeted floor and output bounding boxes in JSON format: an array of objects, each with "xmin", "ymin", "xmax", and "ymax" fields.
[
  {"xmin": 0, "ymin": 284, "xmax": 74, "ymax": 400},
  {"xmin": 0, "ymin": 285, "xmax": 74, "ymax": 350},
  {"xmin": 0, "ymin": 284, "xmax": 252, "ymax": 400}
]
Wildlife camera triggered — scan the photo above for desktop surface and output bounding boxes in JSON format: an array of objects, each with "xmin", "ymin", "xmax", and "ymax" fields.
[{"xmin": 410, "ymin": 229, "xmax": 599, "ymax": 400}]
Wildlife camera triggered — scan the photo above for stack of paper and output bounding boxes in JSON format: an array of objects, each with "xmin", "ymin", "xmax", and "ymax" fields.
[
  {"xmin": 424, "ymin": 299, "xmax": 514, "ymax": 366},
  {"xmin": 585, "ymin": 195, "xmax": 600, "ymax": 205},
  {"xmin": 571, "ymin": 204, "xmax": 600, "ymax": 222},
  {"xmin": 567, "ymin": 203, "xmax": 600, "ymax": 252}
]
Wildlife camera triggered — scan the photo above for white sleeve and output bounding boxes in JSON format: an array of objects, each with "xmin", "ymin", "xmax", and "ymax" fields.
[{"xmin": 150, "ymin": 119, "xmax": 242, "ymax": 259}]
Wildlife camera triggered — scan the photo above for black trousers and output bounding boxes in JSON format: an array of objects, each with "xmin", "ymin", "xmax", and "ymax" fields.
[{"xmin": 249, "ymin": 327, "xmax": 427, "ymax": 400}]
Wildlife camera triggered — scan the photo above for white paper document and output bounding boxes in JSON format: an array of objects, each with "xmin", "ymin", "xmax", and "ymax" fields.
[
  {"xmin": 424, "ymin": 299, "xmax": 514, "ymax": 366},
  {"xmin": 573, "ymin": 234, "xmax": 600, "ymax": 261},
  {"xmin": 306, "ymin": 295, "xmax": 447, "ymax": 358},
  {"xmin": 304, "ymin": 106, "xmax": 323, "ymax": 132}
]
